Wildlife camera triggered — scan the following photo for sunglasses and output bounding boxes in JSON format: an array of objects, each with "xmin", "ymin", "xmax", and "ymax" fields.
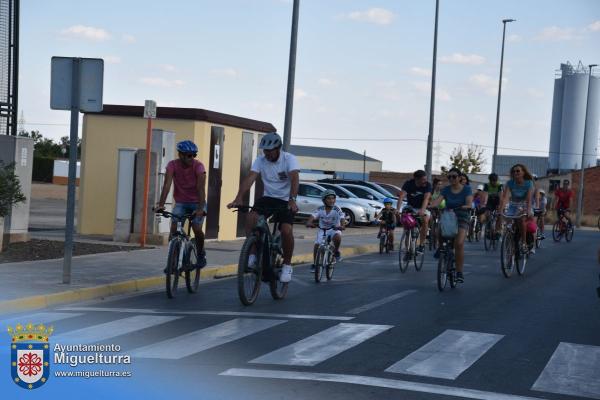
[
  {"xmin": 513, "ymin": 169, "xmax": 522, "ymax": 174},
  {"xmin": 448, "ymin": 174, "xmax": 459, "ymax": 179},
  {"xmin": 183, "ymin": 153, "xmax": 197, "ymax": 158}
]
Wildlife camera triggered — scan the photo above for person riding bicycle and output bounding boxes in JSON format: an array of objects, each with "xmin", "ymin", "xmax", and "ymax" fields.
[
  {"xmin": 533, "ymin": 189, "xmax": 548, "ymax": 239},
  {"xmin": 377, "ymin": 198, "xmax": 397, "ymax": 245},
  {"xmin": 397, "ymin": 170, "xmax": 432, "ymax": 255},
  {"xmin": 482, "ymin": 173, "xmax": 503, "ymax": 239},
  {"xmin": 499, "ymin": 164, "xmax": 535, "ymax": 255},
  {"xmin": 553, "ymin": 179, "xmax": 574, "ymax": 226},
  {"xmin": 227, "ymin": 132, "xmax": 299, "ymax": 283},
  {"xmin": 156, "ymin": 140, "xmax": 207, "ymax": 269},
  {"xmin": 306, "ymin": 190, "xmax": 345, "ymax": 271},
  {"xmin": 430, "ymin": 167, "xmax": 473, "ymax": 283},
  {"xmin": 473, "ymin": 185, "xmax": 486, "ymax": 227}
]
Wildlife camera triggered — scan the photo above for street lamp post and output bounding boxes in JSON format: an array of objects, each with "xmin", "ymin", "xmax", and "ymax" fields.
[
  {"xmin": 575, "ymin": 64, "xmax": 597, "ymax": 227},
  {"xmin": 491, "ymin": 18, "xmax": 515, "ymax": 174},
  {"xmin": 282, "ymin": 0, "xmax": 300, "ymax": 152},
  {"xmin": 425, "ymin": 0, "xmax": 439, "ymax": 182}
]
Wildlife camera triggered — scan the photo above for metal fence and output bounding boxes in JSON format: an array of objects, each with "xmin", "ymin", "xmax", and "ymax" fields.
[{"xmin": 0, "ymin": 0, "xmax": 18, "ymax": 136}]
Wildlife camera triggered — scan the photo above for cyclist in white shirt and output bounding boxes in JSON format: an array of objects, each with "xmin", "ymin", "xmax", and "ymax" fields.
[
  {"xmin": 228, "ymin": 132, "xmax": 300, "ymax": 283},
  {"xmin": 306, "ymin": 190, "xmax": 345, "ymax": 271}
]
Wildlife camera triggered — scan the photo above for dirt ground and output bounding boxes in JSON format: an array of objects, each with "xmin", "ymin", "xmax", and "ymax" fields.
[
  {"xmin": 0, "ymin": 239, "xmax": 144, "ymax": 264},
  {"xmin": 31, "ymin": 182, "xmax": 78, "ymax": 200}
]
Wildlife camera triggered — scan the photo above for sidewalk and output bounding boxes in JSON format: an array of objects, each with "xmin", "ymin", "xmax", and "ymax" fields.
[{"xmin": 0, "ymin": 226, "xmax": 380, "ymax": 314}]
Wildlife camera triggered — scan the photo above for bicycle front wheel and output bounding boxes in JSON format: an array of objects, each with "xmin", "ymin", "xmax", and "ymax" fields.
[
  {"xmin": 326, "ymin": 248, "xmax": 335, "ymax": 281},
  {"xmin": 414, "ymin": 239, "xmax": 425, "ymax": 271},
  {"xmin": 165, "ymin": 239, "xmax": 181, "ymax": 299},
  {"xmin": 500, "ymin": 233, "xmax": 514, "ymax": 278},
  {"xmin": 269, "ymin": 249, "xmax": 288, "ymax": 300},
  {"xmin": 484, "ymin": 222, "xmax": 491, "ymax": 251},
  {"xmin": 437, "ymin": 250, "xmax": 447, "ymax": 292},
  {"xmin": 184, "ymin": 241, "xmax": 200, "ymax": 293},
  {"xmin": 565, "ymin": 224, "xmax": 574, "ymax": 242},
  {"xmin": 399, "ymin": 231, "xmax": 410, "ymax": 273},
  {"xmin": 552, "ymin": 222, "xmax": 562, "ymax": 242},
  {"xmin": 516, "ymin": 244, "xmax": 527, "ymax": 276},
  {"xmin": 379, "ymin": 234, "xmax": 385, "ymax": 254},
  {"xmin": 314, "ymin": 247, "xmax": 325, "ymax": 283},
  {"xmin": 237, "ymin": 235, "xmax": 262, "ymax": 306}
]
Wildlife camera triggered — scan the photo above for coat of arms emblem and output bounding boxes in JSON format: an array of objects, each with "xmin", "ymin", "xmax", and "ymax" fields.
[{"xmin": 8, "ymin": 322, "xmax": 53, "ymax": 389}]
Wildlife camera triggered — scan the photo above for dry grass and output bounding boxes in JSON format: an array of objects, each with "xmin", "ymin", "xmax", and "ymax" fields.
[{"xmin": 31, "ymin": 183, "xmax": 78, "ymax": 201}]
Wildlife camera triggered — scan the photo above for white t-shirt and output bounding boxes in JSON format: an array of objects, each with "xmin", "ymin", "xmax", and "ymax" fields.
[
  {"xmin": 251, "ymin": 152, "xmax": 300, "ymax": 201},
  {"xmin": 311, "ymin": 205, "xmax": 345, "ymax": 229}
]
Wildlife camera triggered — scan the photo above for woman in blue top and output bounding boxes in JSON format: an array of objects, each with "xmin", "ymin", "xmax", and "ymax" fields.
[
  {"xmin": 499, "ymin": 164, "xmax": 534, "ymax": 254},
  {"xmin": 431, "ymin": 168, "xmax": 473, "ymax": 283}
]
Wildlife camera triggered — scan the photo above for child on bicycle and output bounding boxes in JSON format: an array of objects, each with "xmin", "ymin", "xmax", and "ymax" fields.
[
  {"xmin": 377, "ymin": 198, "xmax": 397, "ymax": 247},
  {"xmin": 306, "ymin": 190, "xmax": 345, "ymax": 272}
]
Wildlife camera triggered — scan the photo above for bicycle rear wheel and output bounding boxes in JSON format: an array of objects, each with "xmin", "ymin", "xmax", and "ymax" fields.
[
  {"xmin": 437, "ymin": 248, "xmax": 447, "ymax": 292},
  {"xmin": 184, "ymin": 241, "xmax": 200, "ymax": 293},
  {"xmin": 552, "ymin": 222, "xmax": 563, "ymax": 242},
  {"xmin": 165, "ymin": 239, "xmax": 181, "ymax": 299},
  {"xmin": 269, "ymin": 249, "xmax": 288, "ymax": 300},
  {"xmin": 565, "ymin": 224, "xmax": 574, "ymax": 242},
  {"xmin": 399, "ymin": 231, "xmax": 410, "ymax": 273},
  {"xmin": 500, "ymin": 233, "xmax": 514, "ymax": 278},
  {"xmin": 237, "ymin": 235, "xmax": 262, "ymax": 306},
  {"xmin": 314, "ymin": 247, "xmax": 324, "ymax": 283}
]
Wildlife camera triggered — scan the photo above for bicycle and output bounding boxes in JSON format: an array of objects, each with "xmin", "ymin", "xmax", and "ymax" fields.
[
  {"xmin": 234, "ymin": 205, "xmax": 289, "ymax": 305},
  {"xmin": 552, "ymin": 209, "xmax": 574, "ymax": 242},
  {"xmin": 501, "ymin": 210, "xmax": 531, "ymax": 278},
  {"xmin": 427, "ymin": 208, "xmax": 440, "ymax": 251},
  {"xmin": 437, "ymin": 235, "xmax": 457, "ymax": 291},
  {"xmin": 312, "ymin": 228, "xmax": 339, "ymax": 282},
  {"xmin": 399, "ymin": 207, "xmax": 424, "ymax": 273},
  {"xmin": 484, "ymin": 209, "xmax": 499, "ymax": 252},
  {"xmin": 533, "ymin": 208, "xmax": 545, "ymax": 249},
  {"xmin": 155, "ymin": 209, "xmax": 202, "ymax": 299},
  {"xmin": 379, "ymin": 225, "xmax": 394, "ymax": 254},
  {"xmin": 467, "ymin": 209, "xmax": 481, "ymax": 242}
]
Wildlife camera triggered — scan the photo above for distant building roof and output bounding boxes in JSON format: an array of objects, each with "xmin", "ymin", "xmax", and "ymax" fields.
[
  {"xmin": 86, "ymin": 104, "xmax": 276, "ymax": 133},
  {"xmin": 495, "ymin": 155, "xmax": 549, "ymax": 177},
  {"xmin": 289, "ymin": 145, "xmax": 380, "ymax": 162}
]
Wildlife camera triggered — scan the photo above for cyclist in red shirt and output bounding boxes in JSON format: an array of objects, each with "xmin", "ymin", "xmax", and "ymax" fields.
[{"xmin": 553, "ymin": 179, "xmax": 574, "ymax": 225}]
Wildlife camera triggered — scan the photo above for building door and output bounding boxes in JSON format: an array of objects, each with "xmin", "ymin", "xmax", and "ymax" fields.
[
  {"xmin": 237, "ymin": 132, "xmax": 254, "ymax": 237},
  {"xmin": 206, "ymin": 126, "xmax": 224, "ymax": 239}
]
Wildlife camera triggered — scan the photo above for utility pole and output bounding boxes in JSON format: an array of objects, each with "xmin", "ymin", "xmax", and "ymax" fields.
[
  {"xmin": 282, "ymin": 0, "xmax": 300, "ymax": 151},
  {"xmin": 492, "ymin": 18, "xmax": 515, "ymax": 173},
  {"xmin": 425, "ymin": 0, "xmax": 439, "ymax": 182}
]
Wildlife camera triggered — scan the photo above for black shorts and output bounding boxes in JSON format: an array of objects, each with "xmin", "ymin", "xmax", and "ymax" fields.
[
  {"xmin": 486, "ymin": 197, "xmax": 500, "ymax": 211},
  {"xmin": 253, "ymin": 196, "xmax": 295, "ymax": 225}
]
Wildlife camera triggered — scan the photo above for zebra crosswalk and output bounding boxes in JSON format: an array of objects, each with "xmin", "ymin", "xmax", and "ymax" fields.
[{"xmin": 2, "ymin": 309, "xmax": 599, "ymax": 399}]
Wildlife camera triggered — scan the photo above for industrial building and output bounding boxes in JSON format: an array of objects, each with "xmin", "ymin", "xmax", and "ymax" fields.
[
  {"xmin": 548, "ymin": 62, "xmax": 600, "ymax": 174},
  {"xmin": 290, "ymin": 145, "xmax": 382, "ymax": 180}
]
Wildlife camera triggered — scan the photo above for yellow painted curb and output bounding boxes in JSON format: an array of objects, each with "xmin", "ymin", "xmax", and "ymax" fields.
[{"xmin": 0, "ymin": 244, "xmax": 379, "ymax": 315}]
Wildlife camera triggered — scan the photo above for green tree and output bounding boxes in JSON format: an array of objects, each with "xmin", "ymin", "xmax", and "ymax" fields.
[
  {"xmin": 441, "ymin": 145, "xmax": 486, "ymax": 174},
  {"xmin": 0, "ymin": 162, "xmax": 26, "ymax": 217}
]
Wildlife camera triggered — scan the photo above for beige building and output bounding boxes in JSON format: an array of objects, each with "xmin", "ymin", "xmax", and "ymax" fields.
[{"xmin": 79, "ymin": 104, "xmax": 274, "ymax": 241}]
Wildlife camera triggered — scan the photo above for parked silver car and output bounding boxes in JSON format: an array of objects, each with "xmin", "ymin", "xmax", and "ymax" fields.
[
  {"xmin": 296, "ymin": 182, "xmax": 371, "ymax": 226},
  {"xmin": 317, "ymin": 182, "xmax": 381, "ymax": 224}
]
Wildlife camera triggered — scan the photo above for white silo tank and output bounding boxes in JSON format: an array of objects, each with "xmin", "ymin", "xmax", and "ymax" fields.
[
  {"xmin": 583, "ymin": 75, "xmax": 600, "ymax": 168},
  {"xmin": 559, "ymin": 73, "xmax": 589, "ymax": 171},
  {"xmin": 548, "ymin": 78, "xmax": 564, "ymax": 171}
]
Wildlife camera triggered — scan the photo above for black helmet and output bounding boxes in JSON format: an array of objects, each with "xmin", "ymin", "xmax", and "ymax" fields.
[{"xmin": 488, "ymin": 173, "xmax": 498, "ymax": 181}]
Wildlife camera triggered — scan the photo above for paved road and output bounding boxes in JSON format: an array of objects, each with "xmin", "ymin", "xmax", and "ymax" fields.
[{"xmin": 2, "ymin": 230, "xmax": 599, "ymax": 400}]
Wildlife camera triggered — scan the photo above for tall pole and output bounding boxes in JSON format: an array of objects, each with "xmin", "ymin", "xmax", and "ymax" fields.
[
  {"xmin": 140, "ymin": 117, "xmax": 153, "ymax": 247},
  {"xmin": 62, "ymin": 57, "xmax": 80, "ymax": 284},
  {"xmin": 363, "ymin": 150, "xmax": 366, "ymax": 181},
  {"xmin": 425, "ymin": 0, "xmax": 439, "ymax": 182},
  {"xmin": 492, "ymin": 18, "xmax": 515, "ymax": 174},
  {"xmin": 575, "ymin": 64, "xmax": 597, "ymax": 227},
  {"xmin": 282, "ymin": 0, "xmax": 300, "ymax": 151}
]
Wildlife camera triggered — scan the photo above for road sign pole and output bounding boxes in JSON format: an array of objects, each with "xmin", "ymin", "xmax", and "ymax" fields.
[
  {"xmin": 62, "ymin": 57, "xmax": 80, "ymax": 284},
  {"xmin": 140, "ymin": 116, "xmax": 153, "ymax": 247}
]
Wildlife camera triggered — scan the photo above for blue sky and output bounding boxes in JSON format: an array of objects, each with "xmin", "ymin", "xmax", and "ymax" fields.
[{"xmin": 19, "ymin": 0, "xmax": 600, "ymax": 172}]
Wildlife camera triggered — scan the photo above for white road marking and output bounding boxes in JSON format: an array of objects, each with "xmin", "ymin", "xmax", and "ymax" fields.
[
  {"xmin": 130, "ymin": 318, "xmax": 286, "ymax": 359},
  {"xmin": 53, "ymin": 315, "xmax": 180, "ymax": 344},
  {"xmin": 345, "ymin": 290, "xmax": 417, "ymax": 314},
  {"xmin": 220, "ymin": 368, "xmax": 549, "ymax": 400},
  {"xmin": 385, "ymin": 329, "xmax": 504, "ymax": 379},
  {"xmin": 58, "ymin": 306, "xmax": 354, "ymax": 321},
  {"xmin": 1, "ymin": 312, "xmax": 83, "ymax": 327},
  {"xmin": 250, "ymin": 323, "xmax": 392, "ymax": 366},
  {"xmin": 532, "ymin": 342, "xmax": 600, "ymax": 399}
]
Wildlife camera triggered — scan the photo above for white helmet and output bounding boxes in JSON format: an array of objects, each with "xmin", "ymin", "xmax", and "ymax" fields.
[
  {"xmin": 539, "ymin": 189, "xmax": 546, "ymax": 195},
  {"xmin": 477, "ymin": 184, "xmax": 484, "ymax": 191}
]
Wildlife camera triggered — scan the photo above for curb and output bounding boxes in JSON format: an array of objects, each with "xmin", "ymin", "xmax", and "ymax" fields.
[{"xmin": 0, "ymin": 243, "xmax": 379, "ymax": 316}]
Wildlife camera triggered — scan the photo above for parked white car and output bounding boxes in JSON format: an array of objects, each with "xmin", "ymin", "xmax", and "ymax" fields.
[{"xmin": 317, "ymin": 182, "xmax": 381, "ymax": 224}]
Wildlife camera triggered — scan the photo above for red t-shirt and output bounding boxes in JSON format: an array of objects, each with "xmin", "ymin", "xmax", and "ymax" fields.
[
  {"xmin": 166, "ymin": 159, "xmax": 206, "ymax": 203},
  {"xmin": 554, "ymin": 188, "xmax": 573, "ymax": 210}
]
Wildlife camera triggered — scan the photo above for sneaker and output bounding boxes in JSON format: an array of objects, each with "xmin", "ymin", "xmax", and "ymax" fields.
[
  {"xmin": 279, "ymin": 264, "xmax": 293, "ymax": 283},
  {"xmin": 310, "ymin": 264, "xmax": 316, "ymax": 272},
  {"xmin": 417, "ymin": 245, "xmax": 425, "ymax": 254},
  {"xmin": 529, "ymin": 248, "xmax": 536, "ymax": 255},
  {"xmin": 520, "ymin": 244, "xmax": 529, "ymax": 255},
  {"xmin": 456, "ymin": 272, "xmax": 464, "ymax": 283},
  {"xmin": 433, "ymin": 248, "xmax": 441, "ymax": 259},
  {"xmin": 196, "ymin": 250, "xmax": 207, "ymax": 269},
  {"xmin": 334, "ymin": 251, "xmax": 341, "ymax": 262}
]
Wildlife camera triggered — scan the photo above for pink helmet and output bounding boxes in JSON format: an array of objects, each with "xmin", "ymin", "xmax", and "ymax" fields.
[
  {"xmin": 526, "ymin": 219, "xmax": 537, "ymax": 234},
  {"xmin": 400, "ymin": 213, "xmax": 417, "ymax": 229}
]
